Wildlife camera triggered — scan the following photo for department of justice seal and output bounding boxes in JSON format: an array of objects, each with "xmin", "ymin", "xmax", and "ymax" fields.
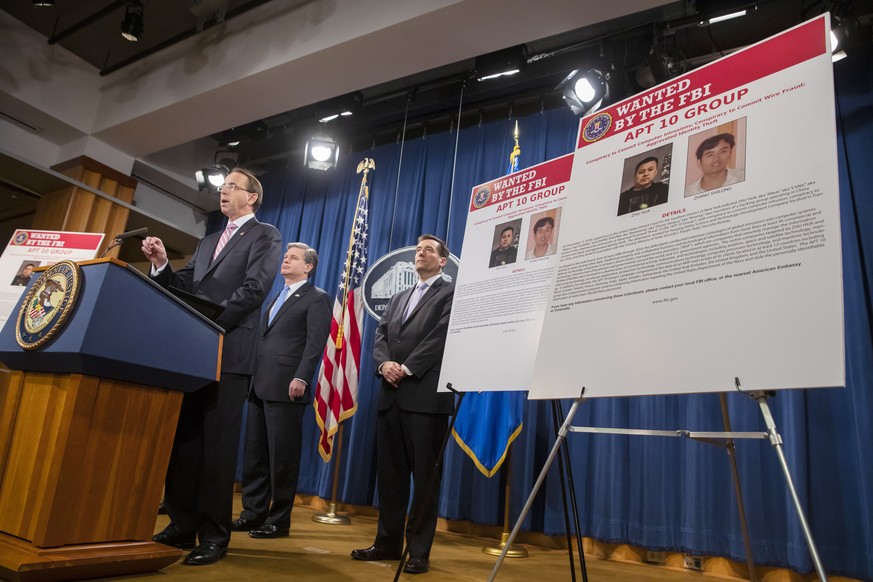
[{"xmin": 16, "ymin": 260, "xmax": 82, "ymax": 350}]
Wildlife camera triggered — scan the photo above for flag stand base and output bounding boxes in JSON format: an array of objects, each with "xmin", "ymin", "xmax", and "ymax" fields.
[
  {"xmin": 312, "ymin": 502, "xmax": 350, "ymax": 525},
  {"xmin": 482, "ymin": 532, "xmax": 528, "ymax": 558}
]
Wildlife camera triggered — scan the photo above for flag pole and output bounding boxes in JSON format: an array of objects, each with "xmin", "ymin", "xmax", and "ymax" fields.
[
  {"xmin": 313, "ymin": 157, "xmax": 374, "ymax": 525},
  {"xmin": 312, "ymin": 423, "xmax": 350, "ymax": 525},
  {"xmin": 481, "ymin": 443, "xmax": 528, "ymax": 558}
]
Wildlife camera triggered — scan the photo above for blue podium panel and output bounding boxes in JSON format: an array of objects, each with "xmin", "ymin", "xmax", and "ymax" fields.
[{"xmin": 0, "ymin": 260, "xmax": 222, "ymax": 392}]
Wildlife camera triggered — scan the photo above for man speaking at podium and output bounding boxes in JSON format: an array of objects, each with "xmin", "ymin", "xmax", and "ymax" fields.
[{"xmin": 141, "ymin": 167, "xmax": 282, "ymax": 565}]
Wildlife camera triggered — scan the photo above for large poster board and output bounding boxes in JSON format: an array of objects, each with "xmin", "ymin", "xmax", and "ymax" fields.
[
  {"xmin": 0, "ymin": 229, "xmax": 105, "ymax": 328},
  {"xmin": 440, "ymin": 155, "xmax": 571, "ymax": 390},
  {"xmin": 441, "ymin": 16, "xmax": 844, "ymax": 399}
]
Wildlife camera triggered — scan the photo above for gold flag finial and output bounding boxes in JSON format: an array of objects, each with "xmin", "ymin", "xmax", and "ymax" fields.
[{"xmin": 357, "ymin": 158, "xmax": 375, "ymax": 175}]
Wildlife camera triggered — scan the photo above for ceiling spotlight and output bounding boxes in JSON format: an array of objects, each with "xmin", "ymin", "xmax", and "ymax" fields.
[
  {"xmin": 121, "ymin": 2, "xmax": 144, "ymax": 42},
  {"xmin": 304, "ymin": 134, "xmax": 339, "ymax": 171},
  {"xmin": 559, "ymin": 68, "xmax": 610, "ymax": 116},
  {"xmin": 32, "ymin": 0, "xmax": 55, "ymax": 6},
  {"xmin": 475, "ymin": 45, "xmax": 527, "ymax": 82},
  {"xmin": 195, "ymin": 165, "xmax": 228, "ymax": 193},
  {"xmin": 318, "ymin": 111, "xmax": 353, "ymax": 123}
]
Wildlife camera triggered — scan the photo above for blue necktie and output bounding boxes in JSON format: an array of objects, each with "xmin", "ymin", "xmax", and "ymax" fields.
[
  {"xmin": 268, "ymin": 286, "xmax": 290, "ymax": 325},
  {"xmin": 404, "ymin": 282, "xmax": 428, "ymax": 321}
]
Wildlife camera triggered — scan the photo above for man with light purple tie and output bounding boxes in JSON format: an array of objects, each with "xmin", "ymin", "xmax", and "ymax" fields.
[
  {"xmin": 142, "ymin": 167, "xmax": 282, "ymax": 565},
  {"xmin": 351, "ymin": 234, "xmax": 455, "ymax": 575}
]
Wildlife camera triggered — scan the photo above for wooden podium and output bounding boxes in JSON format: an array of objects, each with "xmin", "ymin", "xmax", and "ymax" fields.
[{"xmin": 0, "ymin": 259, "xmax": 224, "ymax": 581}]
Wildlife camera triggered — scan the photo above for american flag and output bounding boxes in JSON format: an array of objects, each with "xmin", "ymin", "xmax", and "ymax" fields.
[{"xmin": 314, "ymin": 159, "xmax": 372, "ymax": 461}]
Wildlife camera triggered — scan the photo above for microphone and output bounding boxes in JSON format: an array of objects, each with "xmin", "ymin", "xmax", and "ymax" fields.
[
  {"xmin": 114, "ymin": 227, "xmax": 148, "ymax": 242},
  {"xmin": 100, "ymin": 227, "xmax": 149, "ymax": 258}
]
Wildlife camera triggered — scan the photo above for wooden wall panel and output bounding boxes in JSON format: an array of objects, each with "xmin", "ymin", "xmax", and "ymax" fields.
[{"xmin": 31, "ymin": 157, "xmax": 138, "ymax": 259}]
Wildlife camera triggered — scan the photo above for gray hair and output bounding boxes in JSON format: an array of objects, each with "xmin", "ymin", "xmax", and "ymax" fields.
[{"xmin": 287, "ymin": 242, "xmax": 318, "ymax": 271}]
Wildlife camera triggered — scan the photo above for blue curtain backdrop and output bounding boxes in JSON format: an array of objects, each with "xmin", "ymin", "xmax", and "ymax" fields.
[{"xmin": 248, "ymin": 52, "xmax": 873, "ymax": 580}]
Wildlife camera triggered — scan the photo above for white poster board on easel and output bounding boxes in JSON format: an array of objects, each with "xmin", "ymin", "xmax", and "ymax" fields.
[{"xmin": 440, "ymin": 15, "xmax": 844, "ymax": 400}]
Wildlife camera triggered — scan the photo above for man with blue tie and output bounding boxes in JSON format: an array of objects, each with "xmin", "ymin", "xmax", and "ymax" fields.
[
  {"xmin": 232, "ymin": 243, "xmax": 331, "ymax": 538},
  {"xmin": 351, "ymin": 234, "xmax": 455, "ymax": 575},
  {"xmin": 142, "ymin": 167, "xmax": 282, "ymax": 565}
]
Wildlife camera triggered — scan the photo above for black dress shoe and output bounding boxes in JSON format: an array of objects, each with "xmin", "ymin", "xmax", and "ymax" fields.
[
  {"xmin": 249, "ymin": 524, "xmax": 290, "ymax": 538},
  {"xmin": 231, "ymin": 518, "xmax": 262, "ymax": 532},
  {"xmin": 182, "ymin": 541, "xmax": 227, "ymax": 566},
  {"xmin": 152, "ymin": 530, "xmax": 196, "ymax": 550},
  {"xmin": 403, "ymin": 556, "xmax": 430, "ymax": 574},
  {"xmin": 350, "ymin": 545, "xmax": 402, "ymax": 561}
]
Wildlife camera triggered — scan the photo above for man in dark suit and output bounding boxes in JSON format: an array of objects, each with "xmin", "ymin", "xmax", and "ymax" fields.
[
  {"xmin": 141, "ymin": 167, "xmax": 282, "ymax": 566},
  {"xmin": 231, "ymin": 242, "xmax": 331, "ymax": 539},
  {"xmin": 351, "ymin": 234, "xmax": 454, "ymax": 575}
]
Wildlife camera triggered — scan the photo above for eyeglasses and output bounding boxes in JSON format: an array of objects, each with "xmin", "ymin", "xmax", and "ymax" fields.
[{"xmin": 219, "ymin": 182, "xmax": 254, "ymax": 193}]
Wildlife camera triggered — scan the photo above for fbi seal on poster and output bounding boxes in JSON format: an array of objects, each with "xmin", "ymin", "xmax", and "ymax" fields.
[{"xmin": 16, "ymin": 260, "xmax": 81, "ymax": 350}]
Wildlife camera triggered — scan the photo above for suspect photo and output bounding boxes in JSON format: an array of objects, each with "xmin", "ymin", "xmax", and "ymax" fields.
[
  {"xmin": 525, "ymin": 209, "xmax": 561, "ymax": 260},
  {"xmin": 489, "ymin": 219, "xmax": 521, "ymax": 268},
  {"xmin": 617, "ymin": 145, "xmax": 672, "ymax": 216},
  {"xmin": 10, "ymin": 262, "xmax": 37, "ymax": 286},
  {"xmin": 685, "ymin": 118, "xmax": 747, "ymax": 197}
]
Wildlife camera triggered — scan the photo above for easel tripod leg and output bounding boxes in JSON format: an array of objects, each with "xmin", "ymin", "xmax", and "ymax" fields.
[
  {"xmin": 488, "ymin": 396, "xmax": 584, "ymax": 582},
  {"xmin": 552, "ymin": 400, "xmax": 588, "ymax": 582},
  {"xmin": 754, "ymin": 393, "xmax": 828, "ymax": 581},
  {"xmin": 719, "ymin": 393, "xmax": 757, "ymax": 581}
]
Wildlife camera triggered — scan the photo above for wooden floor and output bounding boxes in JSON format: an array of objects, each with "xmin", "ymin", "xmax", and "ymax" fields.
[{"xmin": 91, "ymin": 495, "xmax": 737, "ymax": 582}]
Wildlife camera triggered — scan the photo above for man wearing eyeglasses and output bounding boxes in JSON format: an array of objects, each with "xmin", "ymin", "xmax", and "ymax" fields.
[{"xmin": 142, "ymin": 167, "xmax": 282, "ymax": 566}]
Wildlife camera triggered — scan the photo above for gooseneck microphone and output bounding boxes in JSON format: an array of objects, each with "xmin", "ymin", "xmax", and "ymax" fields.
[
  {"xmin": 101, "ymin": 227, "xmax": 149, "ymax": 258},
  {"xmin": 114, "ymin": 227, "xmax": 149, "ymax": 242}
]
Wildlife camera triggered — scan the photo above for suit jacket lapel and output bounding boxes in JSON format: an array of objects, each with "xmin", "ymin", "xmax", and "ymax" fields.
[
  {"xmin": 265, "ymin": 283, "xmax": 311, "ymax": 333},
  {"xmin": 402, "ymin": 277, "xmax": 442, "ymax": 326}
]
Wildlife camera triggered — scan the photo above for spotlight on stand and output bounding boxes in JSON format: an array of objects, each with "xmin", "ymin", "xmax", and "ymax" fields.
[
  {"xmin": 559, "ymin": 68, "xmax": 610, "ymax": 116},
  {"xmin": 121, "ymin": 1, "xmax": 144, "ymax": 41},
  {"xmin": 195, "ymin": 165, "xmax": 228, "ymax": 193},
  {"xmin": 475, "ymin": 45, "xmax": 527, "ymax": 81},
  {"xmin": 304, "ymin": 134, "xmax": 339, "ymax": 171}
]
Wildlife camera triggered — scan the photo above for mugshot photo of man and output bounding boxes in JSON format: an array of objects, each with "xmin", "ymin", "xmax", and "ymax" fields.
[
  {"xmin": 525, "ymin": 210, "xmax": 561, "ymax": 260},
  {"xmin": 10, "ymin": 263, "xmax": 36, "ymax": 286},
  {"xmin": 488, "ymin": 220, "xmax": 521, "ymax": 268},
  {"xmin": 617, "ymin": 152, "xmax": 670, "ymax": 216},
  {"xmin": 685, "ymin": 120, "xmax": 747, "ymax": 197}
]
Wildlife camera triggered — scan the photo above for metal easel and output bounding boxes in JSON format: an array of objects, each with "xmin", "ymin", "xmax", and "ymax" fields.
[{"xmin": 489, "ymin": 380, "xmax": 829, "ymax": 581}]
